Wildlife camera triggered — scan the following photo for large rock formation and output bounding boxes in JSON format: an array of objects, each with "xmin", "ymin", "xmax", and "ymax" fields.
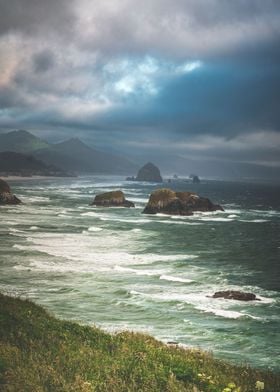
[
  {"xmin": 0, "ymin": 179, "xmax": 21, "ymax": 205},
  {"xmin": 143, "ymin": 188, "xmax": 223, "ymax": 215},
  {"xmin": 190, "ymin": 174, "xmax": 200, "ymax": 184},
  {"xmin": 136, "ymin": 162, "xmax": 163, "ymax": 182},
  {"xmin": 91, "ymin": 190, "xmax": 135, "ymax": 208},
  {"xmin": 212, "ymin": 290, "xmax": 260, "ymax": 301}
]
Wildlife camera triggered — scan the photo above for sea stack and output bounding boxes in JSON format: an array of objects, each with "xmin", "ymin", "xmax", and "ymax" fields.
[
  {"xmin": 190, "ymin": 175, "xmax": 200, "ymax": 184},
  {"xmin": 143, "ymin": 188, "xmax": 223, "ymax": 215},
  {"xmin": 90, "ymin": 190, "xmax": 135, "ymax": 207},
  {"xmin": 0, "ymin": 179, "xmax": 22, "ymax": 205},
  {"xmin": 136, "ymin": 162, "xmax": 163, "ymax": 182}
]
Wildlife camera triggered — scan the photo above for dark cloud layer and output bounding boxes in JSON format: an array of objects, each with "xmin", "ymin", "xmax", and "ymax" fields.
[{"xmin": 0, "ymin": 0, "xmax": 279, "ymax": 176}]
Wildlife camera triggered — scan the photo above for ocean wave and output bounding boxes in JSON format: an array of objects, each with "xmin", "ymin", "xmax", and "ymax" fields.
[
  {"xmin": 196, "ymin": 306, "xmax": 261, "ymax": 320},
  {"xmin": 240, "ymin": 219, "xmax": 268, "ymax": 223},
  {"xmin": 13, "ymin": 244, "xmax": 28, "ymax": 250},
  {"xmin": 87, "ymin": 226, "xmax": 103, "ymax": 232},
  {"xmin": 129, "ymin": 289, "xmax": 265, "ymax": 320},
  {"xmin": 114, "ymin": 265, "xmax": 165, "ymax": 276},
  {"xmin": 159, "ymin": 275, "xmax": 193, "ymax": 283},
  {"xmin": 198, "ymin": 217, "xmax": 234, "ymax": 222},
  {"xmin": 81, "ymin": 211, "xmax": 101, "ymax": 217}
]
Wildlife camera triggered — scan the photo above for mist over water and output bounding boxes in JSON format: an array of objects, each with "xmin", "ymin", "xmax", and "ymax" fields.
[{"xmin": 0, "ymin": 176, "xmax": 280, "ymax": 370}]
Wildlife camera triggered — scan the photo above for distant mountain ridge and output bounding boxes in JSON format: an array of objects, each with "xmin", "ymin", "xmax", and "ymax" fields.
[
  {"xmin": 0, "ymin": 151, "xmax": 70, "ymax": 177},
  {"xmin": 0, "ymin": 130, "xmax": 50, "ymax": 153},
  {"xmin": 0, "ymin": 130, "xmax": 138, "ymax": 175}
]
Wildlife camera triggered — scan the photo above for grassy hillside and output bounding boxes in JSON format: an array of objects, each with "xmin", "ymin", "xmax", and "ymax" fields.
[{"xmin": 0, "ymin": 293, "xmax": 279, "ymax": 391}]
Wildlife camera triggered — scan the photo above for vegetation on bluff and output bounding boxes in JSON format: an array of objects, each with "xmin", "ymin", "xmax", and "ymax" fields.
[{"xmin": 0, "ymin": 293, "xmax": 279, "ymax": 391}]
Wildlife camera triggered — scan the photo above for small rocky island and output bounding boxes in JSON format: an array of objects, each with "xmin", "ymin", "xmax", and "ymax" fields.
[
  {"xmin": 212, "ymin": 290, "xmax": 260, "ymax": 301},
  {"xmin": 127, "ymin": 162, "xmax": 163, "ymax": 183},
  {"xmin": 143, "ymin": 188, "xmax": 223, "ymax": 215},
  {"xmin": 0, "ymin": 178, "xmax": 22, "ymax": 205},
  {"xmin": 190, "ymin": 174, "xmax": 200, "ymax": 184},
  {"xmin": 91, "ymin": 190, "xmax": 135, "ymax": 208}
]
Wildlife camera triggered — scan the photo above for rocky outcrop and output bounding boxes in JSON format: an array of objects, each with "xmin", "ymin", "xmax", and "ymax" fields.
[
  {"xmin": 143, "ymin": 188, "xmax": 223, "ymax": 215},
  {"xmin": 91, "ymin": 190, "xmax": 135, "ymax": 208},
  {"xmin": 190, "ymin": 175, "xmax": 200, "ymax": 184},
  {"xmin": 136, "ymin": 162, "xmax": 163, "ymax": 182},
  {"xmin": 212, "ymin": 291, "xmax": 260, "ymax": 301},
  {"xmin": 0, "ymin": 179, "xmax": 21, "ymax": 205}
]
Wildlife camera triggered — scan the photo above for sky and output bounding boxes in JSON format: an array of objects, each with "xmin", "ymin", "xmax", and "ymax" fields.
[{"xmin": 0, "ymin": 0, "xmax": 280, "ymax": 177}]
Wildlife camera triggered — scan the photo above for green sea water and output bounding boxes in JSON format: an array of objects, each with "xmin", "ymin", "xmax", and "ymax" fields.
[{"xmin": 0, "ymin": 176, "xmax": 279, "ymax": 370}]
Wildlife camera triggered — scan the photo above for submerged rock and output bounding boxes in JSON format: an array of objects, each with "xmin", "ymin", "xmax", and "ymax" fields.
[
  {"xmin": 143, "ymin": 188, "xmax": 223, "ymax": 215},
  {"xmin": 91, "ymin": 190, "xmax": 135, "ymax": 208},
  {"xmin": 212, "ymin": 290, "xmax": 260, "ymax": 301},
  {"xmin": 0, "ymin": 178, "xmax": 21, "ymax": 205},
  {"xmin": 136, "ymin": 162, "xmax": 163, "ymax": 182}
]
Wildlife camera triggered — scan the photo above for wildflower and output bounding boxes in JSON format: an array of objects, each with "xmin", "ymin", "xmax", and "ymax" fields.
[
  {"xmin": 228, "ymin": 383, "xmax": 236, "ymax": 389},
  {"xmin": 255, "ymin": 381, "xmax": 265, "ymax": 390}
]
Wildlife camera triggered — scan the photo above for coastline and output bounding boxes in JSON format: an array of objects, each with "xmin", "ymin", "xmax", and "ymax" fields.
[
  {"xmin": 0, "ymin": 292, "xmax": 279, "ymax": 391},
  {"xmin": 1, "ymin": 175, "xmax": 77, "ymax": 181}
]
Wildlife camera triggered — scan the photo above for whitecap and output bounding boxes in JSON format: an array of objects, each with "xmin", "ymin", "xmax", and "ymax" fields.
[
  {"xmin": 88, "ymin": 227, "xmax": 103, "ymax": 232},
  {"xmin": 114, "ymin": 265, "xmax": 164, "ymax": 276},
  {"xmin": 240, "ymin": 219, "xmax": 268, "ymax": 223},
  {"xmin": 81, "ymin": 211, "xmax": 101, "ymax": 217},
  {"xmin": 196, "ymin": 306, "xmax": 261, "ymax": 320},
  {"xmin": 131, "ymin": 228, "xmax": 142, "ymax": 233},
  {"xmin": 198, "ymin": 217, "xmax": 234, "ymax": 222},
  {"xmin": 159, "ymin": 275, "xmax": 193, "ymax": 283},
  {"xmin": 13, "ymin": 244, "xmax": 28, "ymax": 250}
]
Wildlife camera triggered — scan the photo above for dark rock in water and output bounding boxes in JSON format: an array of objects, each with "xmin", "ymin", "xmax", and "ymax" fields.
[
  {"xmin": 143, "ymin": 188, "xmax": 223, "ymax": 215},
  {"xmin": 192, "ymin": 175, "xmax": 200, "ymax": 184},
  {"xmin": 189, "ymin": 174, "xmax": 200, "ymax": 183},
  {"xmin": 136, "ymin": 162, "xmax": 163, "ymax": 182},
  {"xmin": 91, "ymin": 190, "xmax": 135, "ymax": 208},
  {"xmin": 212, "ymin": 290, "xmax": 260, "ymax": 301},
  {"xmin": 126, "ymin": 176, "xmax": 135, "ymax": 181},
  {"xmin": 0, "ymin": 178, "xmax": 21, "ymax": 205}
]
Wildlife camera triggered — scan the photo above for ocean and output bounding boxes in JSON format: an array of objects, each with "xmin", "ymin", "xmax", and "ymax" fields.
[{"xmin": 0, "ymin": 176, "xmax": 279, "ymax": 370}]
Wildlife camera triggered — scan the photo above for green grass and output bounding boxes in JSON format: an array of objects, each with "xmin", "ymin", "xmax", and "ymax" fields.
[{"xmin": 0, "ymin": 293, "xmax": 279, "ymax": 391}]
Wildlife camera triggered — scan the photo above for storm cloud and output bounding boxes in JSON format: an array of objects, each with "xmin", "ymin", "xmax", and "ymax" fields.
[{"xmin": 0, "ymin": 0, "xmax": 280, "ymax": 175}]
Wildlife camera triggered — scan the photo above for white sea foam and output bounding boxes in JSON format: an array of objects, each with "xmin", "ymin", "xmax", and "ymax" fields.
[
  {"xmin": 81, "ymin": 211, "xmax": 101, "ymax": 217},
  {"xmin": 130, "ymin": 228, "xmax": 142, "ymax": 233},
  {"xmin": 100, "ymin": 217, "xmax": 152, "ymax": 224},
  {"xmin": 198, "ymin": 217, "xmax": 234, "ymax": 222},
  {"xmin": 195, "ymin": 306, "xmax": 259, "ymax": 320},
  {"xmin": 29, "ymin": 226, "xmax": 39, "ymax": 230},
  {"xmin": 240, "ymin": 219, "xmax": 268, "ymax": 223},
  {"xmin": 129, "ymin": 197, "xmax": 147, "ymax": 203},
  {"xmin": 159, "ymin": 275, "xmax": 193, "ymax": 283},
  {"xmin": 114, "ymin": 265, "xmax": 165, "ymax": 276},
  {"xmin": 88, "ymin": 226, "xmax": 103, "ymax": 232},
  {"xmin": 129, "ymin": 289, "xmax": 264, "ymax": 320},
  {"xmin": 9, "ymin": 228, "xmax": 22, "ymax": 233},
  {"xmin": 159, "ymin": 220, "xmax": 202, "ymax": 226},
  {"xmin": 13, "ymin": 244, "xmax": 27, "ymax": 250}
]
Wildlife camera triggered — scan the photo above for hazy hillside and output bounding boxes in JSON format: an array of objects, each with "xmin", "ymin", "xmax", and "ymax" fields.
[
  {"xmin": 0, "ymin": 130, "xmax": 49, "ymax": 153},
  {"xmin": 0, "ymin": 130, "xmax": 138, "ymax": 175},
  {"xmin": 0, "ymin": 151, "xmax": 71, "ymax": 177},
  {"xmin": 35, "ymin": 138, "xmax": 138, "ymax": 174}
]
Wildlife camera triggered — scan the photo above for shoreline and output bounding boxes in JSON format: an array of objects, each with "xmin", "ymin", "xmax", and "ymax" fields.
[
  {"xmin": 0, "ymin": 175, "xmax": 77, "ymax": 181},
  {"xmin": 1, "ymin": 292, "xmax": 279, "ymax": 391}
]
